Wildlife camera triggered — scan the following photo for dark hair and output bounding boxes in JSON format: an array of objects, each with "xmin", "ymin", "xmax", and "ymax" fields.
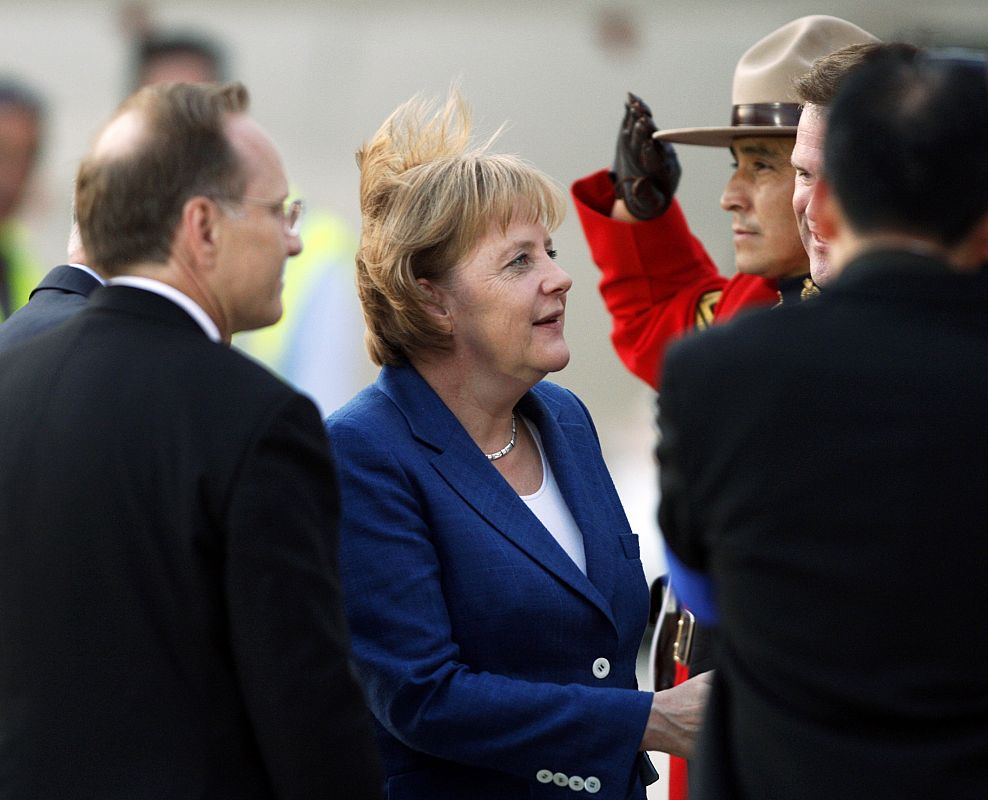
[
  {"xmin": 75, "ymin": 81, "xmax": 249, "ymax": 275},
  {"xmin": 0, "ymin": 77, "xmax": 45, "ymax": 119},
  {"xmin": 824, "ymin": 45, "xmax": 988, "ymax": 247},
  {"xmin": 133, "ymin": 31, "xmax": 227, "ymax": 91}
]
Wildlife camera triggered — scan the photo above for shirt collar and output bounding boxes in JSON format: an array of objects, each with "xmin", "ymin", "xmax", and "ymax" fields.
[
  {"xmin": 67, "ymin": 263, "xmax": 107, "ymax": 286},
  {"xmin": 108, "ymin": 275, "xmax": 222, "ymax": 342}
]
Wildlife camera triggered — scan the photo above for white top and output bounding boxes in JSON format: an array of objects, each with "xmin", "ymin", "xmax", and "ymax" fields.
[
  {"xmin": 109, "ymin": 276, "xmax": 221, "ymax": 342},
  {"xmin": 520, "ymin": 417, "xmax": 588, "ymax": 575}
]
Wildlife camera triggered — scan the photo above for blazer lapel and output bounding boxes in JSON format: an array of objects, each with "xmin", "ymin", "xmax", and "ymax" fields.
[
  {"xmin": 519, "ymin": 391, "xmax": 620, "ymax": 622},
  {"xmin": 379, "ymin": 365, "xmax": 616, "ymax": 627}
]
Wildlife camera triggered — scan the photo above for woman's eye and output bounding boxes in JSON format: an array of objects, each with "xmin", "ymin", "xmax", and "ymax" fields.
[
  {"xmin": 546, "ymin": 248, "xmax": 558, "ymax": 260},
  {"xmin": 508, "ymin": 253, "xmax": 530, "ymax": 268}
]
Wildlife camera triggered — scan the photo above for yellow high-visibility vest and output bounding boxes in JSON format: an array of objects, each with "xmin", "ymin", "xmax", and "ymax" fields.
[
  {"xmin": 0, "ymin": 221, "xmax": 43, "ymax": 321},
  {"xmin": 233, "ymin": 210, "xmax": 371, "ymax": 416}
]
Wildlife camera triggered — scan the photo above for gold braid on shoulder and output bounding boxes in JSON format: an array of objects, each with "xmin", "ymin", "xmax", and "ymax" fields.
[{"xmin": 694, "ymin": 290, "xmax": 722, "ymax": 330}]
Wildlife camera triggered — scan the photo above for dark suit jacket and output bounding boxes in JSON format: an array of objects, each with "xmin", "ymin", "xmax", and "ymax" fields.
[
  {"xmin": 0, "ymin": 285, "xmax": 382, "ymax": 799},
  {"xmin": 657, "ymin": 250, "xmax": 988, "ymax": 799},
  {"xmin": 0, "ymin": 264, "xmax": 101, "ymax": 354},
  {"xmin": 326, "ymin": 363, "xmax": 653, "ymax": 800}
]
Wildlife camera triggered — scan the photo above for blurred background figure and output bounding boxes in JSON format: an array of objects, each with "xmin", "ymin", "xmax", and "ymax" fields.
[
  {"xmin": 132, "ymin": 30, "xmax": 226, "ymax": 88},
  {"xmin": 119, "ymin": 0, "xmax": 225, "ymax": 90},
  {"xmin": 119, "ymin": 1, "xmax": 368, "ymax": 416},
  {"xmin": 0, "ymin": 77, "xmax": 45, "ymax": 321}
]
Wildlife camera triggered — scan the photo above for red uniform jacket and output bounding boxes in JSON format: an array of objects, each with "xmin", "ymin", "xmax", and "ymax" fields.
[{"xmin": 572, "ymin": 169, "xmax": 779, "ymax": 389}]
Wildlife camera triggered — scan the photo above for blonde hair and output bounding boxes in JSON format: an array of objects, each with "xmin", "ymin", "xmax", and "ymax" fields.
[{"xmin": 356, "ymin": 91, "xmax": 566, "ymax": 366}]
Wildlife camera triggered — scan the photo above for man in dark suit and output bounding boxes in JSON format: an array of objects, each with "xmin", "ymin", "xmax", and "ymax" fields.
[
  {"xmin": 0, "ymin": 81, "xmax": 382, "ymax": 798},
  {"xmin": 0, "ymin": 224, "xmax": 102, "ymax": 354},
  {"xmin": 657, "ymin": 47, "xmax": 988, "ymax": 799}
]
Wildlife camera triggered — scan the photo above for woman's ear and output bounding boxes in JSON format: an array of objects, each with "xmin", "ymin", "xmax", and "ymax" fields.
[{"xmin": 416, "ymin": 278, "xmax": 452, "ymax": 330}]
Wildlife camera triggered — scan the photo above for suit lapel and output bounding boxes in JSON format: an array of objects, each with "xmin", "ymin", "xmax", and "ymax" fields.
[
  {"xmin": 379, "ymin": 365, "xmax": 616, "ymax": 627},
  {"xmin": 31, "ymin": 265, "xmax": 102, "ymax": 299}
]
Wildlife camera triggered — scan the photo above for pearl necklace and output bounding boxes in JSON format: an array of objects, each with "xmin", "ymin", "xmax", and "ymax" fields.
[{"xmin": 485, "ymin": 414, "xmax": 517, "ymax": 461}]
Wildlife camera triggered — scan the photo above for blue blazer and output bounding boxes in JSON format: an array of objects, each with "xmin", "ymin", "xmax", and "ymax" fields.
[{"xmin": 327, "ymin": 363, "xmax": 653, "ymax": 800}]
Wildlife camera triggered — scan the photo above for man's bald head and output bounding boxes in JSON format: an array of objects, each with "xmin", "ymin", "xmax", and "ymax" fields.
[{"xmin": 75, "ymin": 81, "xmax": 249, "ymax": 275}]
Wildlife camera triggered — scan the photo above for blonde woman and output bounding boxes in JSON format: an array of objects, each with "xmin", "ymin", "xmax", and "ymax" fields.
[{"xmin": 326, "ymin": 93, "xmax": 710, "ymax": 800}]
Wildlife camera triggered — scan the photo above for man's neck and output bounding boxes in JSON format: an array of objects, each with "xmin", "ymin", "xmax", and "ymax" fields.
[
  {"xmin": 109, "ymin": 273, "xmax": 223, "ymax": 343},
  {"xmin": 116, "ymin": 260, "xmax": 229, "ymax": 341}
]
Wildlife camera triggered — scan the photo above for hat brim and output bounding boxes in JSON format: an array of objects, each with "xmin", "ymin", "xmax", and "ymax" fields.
[{"xmin": 653, "ymin": 125, "xmax": 797, "ymax": 148}]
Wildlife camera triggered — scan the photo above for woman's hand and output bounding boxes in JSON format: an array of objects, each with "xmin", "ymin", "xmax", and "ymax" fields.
[{"xmin": 639, "ymin": 670, "xmax": 713, "ymax": 758}]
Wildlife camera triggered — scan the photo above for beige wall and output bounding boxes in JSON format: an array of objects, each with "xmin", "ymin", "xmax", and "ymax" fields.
[{"xmin": 3, "ymin": 0, "xmax": 985, "ymax": 579}]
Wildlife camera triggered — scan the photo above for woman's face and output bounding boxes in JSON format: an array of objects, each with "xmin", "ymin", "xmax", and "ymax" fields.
[{"xmin": 438, "ymin": 216, "xmax": 572, "ymax": 387}]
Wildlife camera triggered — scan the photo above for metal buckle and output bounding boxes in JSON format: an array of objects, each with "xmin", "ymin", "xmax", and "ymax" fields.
[
  {"xmin": 649, "ymin": 576, "xmax": 698, "ymax": 690},
  {"xmin": 673, "ymin": 608, "xmax": 696, "ymax": 666}
]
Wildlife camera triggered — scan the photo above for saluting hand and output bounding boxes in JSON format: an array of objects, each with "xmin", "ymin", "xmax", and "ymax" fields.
[{"xmin": 610, "ymin": 92, "xmax": 682, "ymax": 220}]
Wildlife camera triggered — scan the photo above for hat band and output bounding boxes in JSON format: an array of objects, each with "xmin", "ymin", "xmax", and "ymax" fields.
[{"xmin": 731, "ymin": 102, "xmax": 801, "ymax": 128}]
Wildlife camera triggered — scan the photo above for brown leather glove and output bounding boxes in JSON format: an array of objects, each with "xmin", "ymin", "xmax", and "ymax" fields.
[{"xmin": 610, "ymin": 92, "xmax": 681, "ymax": 220}]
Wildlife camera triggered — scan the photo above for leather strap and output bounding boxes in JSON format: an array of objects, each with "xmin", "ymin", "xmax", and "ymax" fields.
[{"xmin": 730, "ymin": 102, "xmax": 801, "ymax": 128}]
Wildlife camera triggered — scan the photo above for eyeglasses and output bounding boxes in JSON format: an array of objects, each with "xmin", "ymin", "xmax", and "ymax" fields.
[{"xmin": 216, "ymin": 195, "xmax": 305, "ymax": 235}]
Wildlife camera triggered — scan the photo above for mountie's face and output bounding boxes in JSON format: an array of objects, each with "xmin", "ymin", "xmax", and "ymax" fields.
[{"xmin": 720, "ymin": 135, "xmax": 808, "ymax": 280}]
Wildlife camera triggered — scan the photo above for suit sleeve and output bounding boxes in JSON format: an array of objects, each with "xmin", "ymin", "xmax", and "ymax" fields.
[
  {"xmin": 224, "ymin": 394, "xmax": 383, "ymax": 800},
  {"xmin": 571, "ymin": 169, "xmax": 727, "ymax": 388},
  {"xmin": 655, "ymin": 343, "xmax": 719, "ymax": 625},
  {"xmin": 328, "ymin": 412, "xmax": 653, "ymax": 794}
]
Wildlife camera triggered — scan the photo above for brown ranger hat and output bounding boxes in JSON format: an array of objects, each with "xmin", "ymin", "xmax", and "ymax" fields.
[{"xmin": 654, "ymin": 15, "xmax": 879, "ymax": 148}]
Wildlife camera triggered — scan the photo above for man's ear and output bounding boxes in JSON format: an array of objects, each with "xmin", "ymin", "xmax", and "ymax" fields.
[
  {"xmin": 181, "ymin": 196, "xmax": 222, "ymax": 267},
  {"xmin": 813, "ymin": 177, "xmax": 840, "ymax": 241},
  {"xmin": 949, "ymin": 211, "xmax": 988, "ymax": 271},
  {"xmin": 814, "ymin": 177, "xmax": 863, "ymax": 275},
  {"xmin": 966, "ymin": 211, "xmax": 988, "ymax": 266}
]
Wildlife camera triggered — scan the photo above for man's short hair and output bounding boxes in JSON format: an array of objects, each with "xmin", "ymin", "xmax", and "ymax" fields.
[
  {"xmin": 75, "ymin": 81, "xmax": 249, "ymax": 275},
  {"xmin": 824, "ymin": 45, "xmax": 988, "ymax": 247},
  {"xmin": 793, "ymin": 43, "xmax": 882, "ymax": 107}
]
